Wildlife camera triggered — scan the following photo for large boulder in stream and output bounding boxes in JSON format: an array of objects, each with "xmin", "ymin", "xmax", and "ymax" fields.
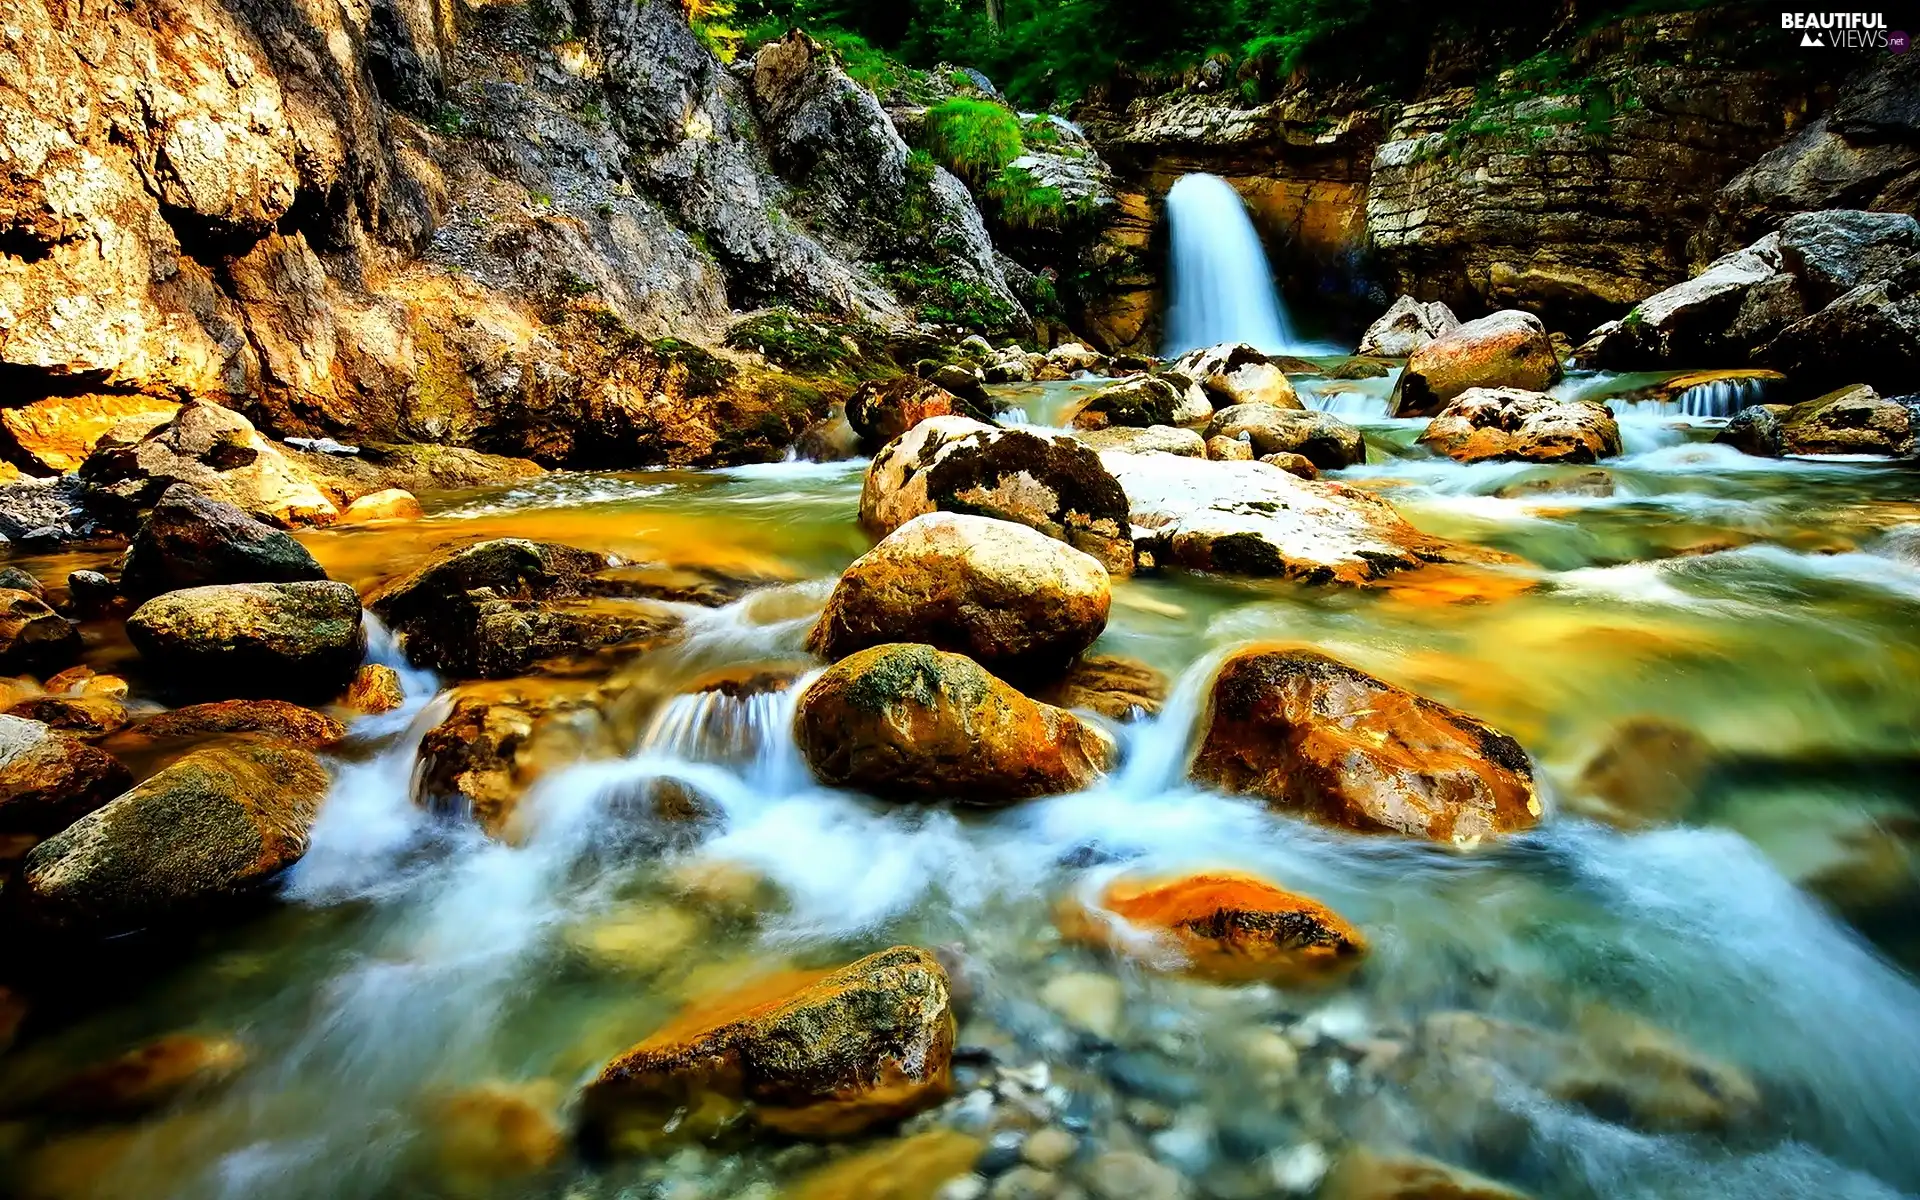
[
  {"xmin": 1203, "ymin": 404, "xmax": 1366, "ymax": 470},
  {"xmin": 861, "ymin": 417, "xmax": 1135, "ymax": 576},
  {"xmin": 845, "ymin": 377, "xmax": 992, "ymax": 451},
  {"xmin": 1393, "ymin": 310, "xmax": 1560, "ymax": 418},
  {"xmin": 19, "ymin": 740, "xmax": 329, "ymax": 936},
  {"xmin": 1100, "ymin": 452, "xmax": 1501, "ymax": 585},
  {"xmin": 1358, "ymin": 295, "xmax": 1461, "ymax": 358},
  {"xmin": 794, "ymin": 644, "xmax": 1116, "ymax": 804},
  {"xmin": 579, "ymin": 945, "xmax": 955, "ymax": 1152},
  {"xmin": 79, "ymin": 401, "xmax": 338, "ymax": 529},
  {"xmin": 1417, "ymin": 389, "xmax": 1622, "ymax": 464},
  {"xmin": 1071, "ymin": 426, "xmax": 1207, "ymax": 458},
  {"xmin": 0, "ymin": 715, "xmax": 133, "ymax": 839},
  {"xmin": 1169, "ymin": 343, "xmax": 1302, "ymax": 410},
  {"xmin": 119, "ymin": 484, "xmax": 329, "ymax": 601},
  {"xmin": 1070, "ymin": 375, "xmax": 1211, "ymax": 430},
  {"xmin": 1714, "ymin": 405, "xmax": 1787, "ymax": 458},
  {"xmin": 127, "ymin": 582, "xmax": 366, "ymax": 699},
  {"xmin": 1190, "ymin": 649, "xmax": 1541, "ymax": 847},
  {"xmin": 1781, "ymin": 384, "xmax": 1916, "ymax": 457},
  {"xmin": 808, "ymin": 513, "xmax": 1109, "ymax": 674},
  {"xmin": 367, "ymin": 539, "xmax": 680, "ymax": 678}
]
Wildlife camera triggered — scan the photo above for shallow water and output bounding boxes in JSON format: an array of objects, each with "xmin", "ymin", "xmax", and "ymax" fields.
[{"xmin": 4, "ymin": 385, "xmax": 1919, "ymax": 1200}]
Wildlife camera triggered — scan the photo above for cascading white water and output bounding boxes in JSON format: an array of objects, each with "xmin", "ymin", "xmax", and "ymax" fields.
[{"xmin": 1162, "ymin": 173, "xmax": 1303, "ymax": 357}]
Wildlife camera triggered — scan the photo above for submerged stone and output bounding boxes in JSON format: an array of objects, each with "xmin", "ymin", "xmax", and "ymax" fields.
[
  {"xmin": 1057, "ymin": 871, "xmax": 1366, "ymax": 984},
  {"xmin": 42, "ymin": 1033, "xmax": 248, "ymax": 1118},
  {"xmin": 1190, "ymin": 649, "xmax": 1540, "ymax": 846},
  {"xmin": 1321, "ymin": 1149, "xmax": 1532, "ymax": 1200},
  {"xmin": 785, "ymin": 1129, "xmax": 984, "ymax": 1200},
  {"xmin": 794, "ymin": 644, "xmax": 1116, "ymax": 804},
  {"xmin": 809, "ymin": 512, "xmax": 1110, "ymax": 675},
  {"xmin": 432, "ymin": 1081, "xmax": 566, "ymax": 1187},
  {"xmin": 578, "ymin": 946, "xmax": 955, "ymax": 1151}
]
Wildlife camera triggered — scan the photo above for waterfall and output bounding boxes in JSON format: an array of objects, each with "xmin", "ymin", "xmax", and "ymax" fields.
[{"xmin": 1162, "ymin": 173, "xmax": 1303, "ymax": 357}]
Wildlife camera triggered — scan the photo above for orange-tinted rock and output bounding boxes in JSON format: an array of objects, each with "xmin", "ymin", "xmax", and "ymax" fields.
[
  {"xmin": 120, "ymin": 699, "xmax": 347, "ymax": 749},
  {"xmin": 0, "ymin": 715, "xmax": 132, "ymax": 837},
  {"xmin": 1205, "ymin": 434, "xmax": 1255, "ymax": 461},
  {"xmin": 1260, "ymin": 451, "xmax": 1321, "ymax": 479},
  {"xmin": 417, "ymin": 681, "xmax": 617, "ymax": 839},
  {"xmin": 1191, "ymin": 649, "xmax": 1541, "ymax": 846},
  {"xmin": 433, "ymin": 1081, "xmax": 566, "ymax": 1186},
  {"xmin": 578, "ymin": 946, "xmax": 955, "ymax": 1152},
  {"xmin": 43, "ymin": 1033, "xmax": 247, "ymax": 1117},
  {"xmin": 1033, "ymin": 654, "xmax": 1168, "ymax": 721},
  {"xmin": 846, "ymin": 377, "xmax": 990, "ymax": 450},
  {"xmin": 43, "ymin": 666, "xmax": 128, "ymax": 699},
  {"xmin": 794, "ymin": 644, "xmax": 1115, "ymax": 805},
  {"xmin": 0, "ymin": 588, "xmax": 80, "ymax": 674},
  {"xmin": 786, "ymin": 1128, "xmax": 984, "ymax": 1200},
  {"xmin": 345, "ymin": 664, "xmax": 407, "ymax": 714},
  {"xmin": 1570, "ymin": 718, "xmax": 1713, "ymax": 828},
  {"xmin": 338, "ymin": 488, "xmax": 425, "ymax": 524},
  {"xmin": 1417, "ymin": 389, "xmax": 1622, "ymax": 464},
  {"xmin": 1323, "ymin": 1149, "xmax": 1534, "ymax": 1200},
  {"xmin": 6, "ymin": 695, "xmax": 129, "ymax": 739},
  {"xmin": 0, "ymin": 393, "xmax": 179, "ymax": 473},
  {"xmin": 1059, "ymin": 871, "xmax": 1365, "ymax": 984}
]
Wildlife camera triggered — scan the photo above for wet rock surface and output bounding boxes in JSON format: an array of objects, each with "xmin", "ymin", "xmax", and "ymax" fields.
[
  {"xmin": 1169, "ymin": 344, "xmax": 1301, "ymax": 411},
  {"xmin": 795, "ymin": 644, "xmax": 1116, "ymax": 804},
  {"xmin": 1781, "ymin": 384, "xmax": 1916, "ymax": 457},
  {"xmin": 0, "ymin": 715, "xmax": 133, "ymax": 840},
  {"xmin": 1358, "ymin": 296, "xmax": 1460, "ymax": 358},
  {"xmin": 1070, "ymin": 376, "xmax": 1211, "ymax": 431},
  {"xmin": 1417, "ymin": 389, "xmax": 1623, "ymax": 465},
  {"xmin": 1191, "ymin": 649, "xmax": 1541, "ymax": 846},
  {"xmin": 1203, "ymin": 405, "xmax": 1366, "ymax": 470},
  {"xmin": 810, "ymin": 513, "xmax": 1110, "ymax": 675},
  {"xmin": 1393, "ymin": 311, "xmax": 1561, "ymax": 418},
  {"xmin": 118, "ymin": 485, "xmax": 329, "ymax": 601},
  {"xmin": 127, "ymin": 582, "xmax": 367, "ymax": 700},
  {"xmin": 119, "ymin": 700, "xmax": 348, "ymax": 750}
]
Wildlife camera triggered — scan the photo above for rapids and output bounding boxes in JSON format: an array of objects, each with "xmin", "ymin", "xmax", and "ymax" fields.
[{"xmin": 3, "ymin": 370, "xmax": 1919, "ymax": 1200}]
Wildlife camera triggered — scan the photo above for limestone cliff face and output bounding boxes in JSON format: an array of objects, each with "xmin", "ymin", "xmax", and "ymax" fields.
[
  {"xmin": 0, "ymin": 0, "xmax": 1020, "ymax": 470},
  {"xmin": 1076, "ymin": 11, "xmax": 1844, "ymax": 348}
]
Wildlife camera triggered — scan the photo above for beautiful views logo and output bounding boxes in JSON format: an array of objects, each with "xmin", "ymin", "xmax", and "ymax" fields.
[{"xmin": 1781, "ymin": 11, "xmax": 1899, "ymax": 49}]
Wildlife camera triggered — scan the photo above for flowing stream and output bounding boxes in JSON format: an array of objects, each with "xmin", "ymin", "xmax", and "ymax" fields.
[{"xmin": 4, "ymin": 375, "xmax": 1920, "ymax": 1200}]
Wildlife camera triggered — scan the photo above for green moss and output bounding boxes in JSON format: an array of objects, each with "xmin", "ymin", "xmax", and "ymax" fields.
[
  {"xmin": 725, "ymin": 308, "xmax": 880, "ymax": 378},
  {"xmin": 653, "ymin": 339, "xmax": 737, "ymax": 398},
  {"xmin": 922, "ymin": 98, "xmax": 1024, "ymax": 189},
  {"xmin": 983, "ymin": 165, "xmax": 1093, "ymax": 233},
  {"xmin": 885, "ymin": 262, "xmax": 1016, "ymax": 333}
]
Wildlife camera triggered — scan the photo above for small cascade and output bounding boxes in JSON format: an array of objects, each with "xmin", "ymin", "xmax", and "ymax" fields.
[
  {"xmin": 1300, "ymin": 385, "xmax": 1394, "ymax": 422},
  {"xmin": 1162, "ymin": 173, "xmax": 1304, "ymax": 357},
  {"xmin": 637, "ymin": 682, "xmax": 808, "ymax": 788},
  {"xmin": 1666, "ymin": 375, "xmax": 1775, "ymax": 418}
]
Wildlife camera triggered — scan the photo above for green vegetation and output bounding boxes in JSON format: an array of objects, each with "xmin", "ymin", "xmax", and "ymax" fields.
[
  {"xmin": 725, "ymin": 307, "xmax": 883, "ymax": 376},
  {"xmin": 922, "ymin": 99, "xmax": 1024, "ymax": 188},
  {"xmin": 885, "ymin": 261, "xmax": 1016, "ymax": 331},
  {"xmin": 653, "ymin": 337, "xmax": 738, "ymax": 396},
  {"xmin": 732, "ymin": 0, "xmax": 1754, "ymax": 109}
]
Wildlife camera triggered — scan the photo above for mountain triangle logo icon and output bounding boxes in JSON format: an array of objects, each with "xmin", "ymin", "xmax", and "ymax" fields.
[{"xmin": 1800, "ymin": 30, "xmax": 1826, "ymax": 45}]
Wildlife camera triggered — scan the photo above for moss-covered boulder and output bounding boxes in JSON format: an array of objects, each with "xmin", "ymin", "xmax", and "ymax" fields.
[
  {"xmin": 0, "ymin": 588, "xmax": 81, "ymax": 674},
  {"xmin": 119, "ymin": 484, "xmax": 328, "ymax": 601},
  {"xmin": 861, "ymin": 417, "xmax": 1133, "ymax": 576},
  {"xmin": 1058, "ymin": 871, "xmax": 1366, "ymax": 984},
  {"xmin": 794, "ymin": 644, "xmax": 1115, "ymax": 804},
  {"xmin": 578, "ymin": 946, "xmax": 955, "ymax": 1152},
  {"xmin": 1394, "ymin": 310, "xmax": 1561, "ymax": 417},
  {"xmin": 1191, "ymin": 649, "xmax": 1541, "ymax": 847},
  {"xmin": 0, "ymin": 715, "xmax": 133, "ymax": 839},
  {"xmin": 1781, "ymin": 384, "xmax": 1916, "ymax": 456},
  {"xmin": 127, "ymin": 582, "xmax": 366, "ymax": 699},
  {"xmin": 1204, "ymin": 404, "xmax": 1366, "ymax": 470},
  {"xmin": 20, "ymin": 740, "xmax": 330, "ymax": 935},
  {"xmin": 1417, "ymin": 389, "xmax": 1622, "ymax": 465},
  {"xmin": 809, "ymin": 513, "xmax": 1109, "ymax": 675},
  {"xmin": 1069, "ymin": 375, "xmax": 1211, "ymax": 431}
]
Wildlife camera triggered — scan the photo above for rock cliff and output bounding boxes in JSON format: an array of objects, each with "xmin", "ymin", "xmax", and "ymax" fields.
[{"xmin": 0, "ymin": 0, "xmax": 1020, "ymax": 472}]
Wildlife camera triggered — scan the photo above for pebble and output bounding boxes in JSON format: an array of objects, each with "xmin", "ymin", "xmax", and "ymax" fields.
[
  {"xmin": 990, "ymin": 1166, "xmax": 1060, "ymax": 1200},
  {"xmin": 1023, "ymin": 1127, "xmax": 1079, "ymax": 1171},
  {"xmin": 1148, "ymin": 1109, "xmax": 1215, "ymax": 1175},
  {"xmin": 1040, "ymin": 973, "xmax": 1125, "ymax": 1041},
  {"xmin": 937, "ymin": 1176, "xmax": 989, "ymax": 1200},
  {"xmin": 1082, "ymin": 1150, "xmax": 1188, "ymax": 1200},
  {"xmin": 1104, "ymin": 1051, "xmax": 1204, "ymax": 1104},
  {"xmin": 978, "ymin": 1130, "xmax": 1026, "ymax": 1176},
  {"xmin": 1267, "ymin": 1143, "xmax": 1331, "ymax": 1195},
  {"xmin": 1289, "ymin": 1002, "xmax": 1370, "ymax": 1049},
  {"xmin": 1236, "ymin": 1026, "xmax": 1301, "ymax": 1082},
  {"xmin": 1125, "ymin": 1098, "xmax": 1176, "ymax": 1131},
  {"xmin": 1215, "ymin": 1108, "xmax": 1297, "ymax": 1160}
]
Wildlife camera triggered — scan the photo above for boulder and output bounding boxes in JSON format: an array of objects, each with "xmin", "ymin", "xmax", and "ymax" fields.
[
  {"xmin": 345, "ymin": 664, "xmax": 407, "ymax": 714},
  {"xmin": 40, "ymin": 1033, "xmax": 248, "ymax": 1118},
  {"xmin": 417, "ymin": 681, "xmax": 620, "ymax": 839},
  {"xmin": 0, "ymin": 715, "xmax": 133, "ymax": 838},
  {"xmin": 808, "ymin": 513, "xmax": 1110, "ymax": 674},
  {"xmin": 1033, "ymin": 654, "xmax": 1168, "ymax": 721},
  {"xmin": 120, "ymin": 700, "xmax": 347, "ymax": 749},
  {"xmin": 20, "ymin": 740, "xmax": 329, "ymax": 935},
  {"xmin": 0, "ymin": 589, "xmax": 81, "ymax": 673},
  {"xmin": 1357, "ymin": 296, "xmax": 1461, "ymax": 358},
  {"xmin": 1782, "ymin": 384, "xmax": 1915, "ymax": 457},
  {"xmin": 126, "ymin": 581, "xmax": 366, "ymax": 699},
  {"xmin": 0, "ymin": 567, "xmax": 44, "ymax": 597},
  {"xmin": 1205, "ymin": 434, "xmax": 1255, "ymax": 461},
  {"xmin": 1394, "ymin": 311, "xmax": 1560, "ymax": 417},
  {"xmin": 1168, "ymin": 344, "xmax": 1301, "ymax": 410},
  {"xmin": 1101, "ymin": 453, "xmax": 1502, "ymax": 585},
  {"xmin": 118, "ymin": 484, "xmax": 328, "ymax": 601},
  {"xmin": 0, "ymin": 394, "xmax": 179, "ymax": 474},
  {"xmin": 1260, "ymin": 452, "xmax": 1319, "ymax": 479},
  {"xmin": 7, "ymin": 695, "xmax": 129, "ymax": 739},
  {"xmin": 846, "ymin": 377, "xmax": 992, "ymax": 450},
  {"xmin": 1417, "ymin": 389, "xmax": 1622, "ymax": 465},
  {"xmin": 1777, "ymin": 210, "xmax": 1920, "ymax": 309},
  {"xmin": 337, "ymin": 488, "xmax": 424, "ymax": 524},
  {"xmin": 1760, "ymin": 255, "xmax": 1920, "ymax": 395},
  {"xmin": 1070, "ymin": 375, "xmax": 1210, "ymax": 430},
  {"xmin": 1204, "ymin": 405, "xmax": 1366, "ymax": 470},
  {"xmin": 1070, "ymin": 426, "xmax": 1206, "ymax": 457},
  {"xmin": 367, "ymin": 539, "xmax": 678, "ymax": 678},
  {"xmin": 860, "ymin": 417, "xmax": 1134, "ymax": 576},
  {"xmin": 79, "ymin": 401, "xmax": 337, "ymax": 529},
  {"xmin": 1190, "ymin": 649, "xmax": 1541, "ymax": 846},
  {"xmin": 1058, "ymin": 871, "xmax": 1365, "ymax": 984},
  {"xmin": 793, "ymin": 644, "xmax": 1115, "ymax": 804},
  {"xmin": 579, "ymin": 946, "xmax": 955, "ymax": 1151},
  {"xmin": 1047, "ymin": 342, "xmax": 1107, "ymax": 373},
  {"xmin": 1713, "ymin": 404, "xmax": 1786, "ymax": 457}
]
